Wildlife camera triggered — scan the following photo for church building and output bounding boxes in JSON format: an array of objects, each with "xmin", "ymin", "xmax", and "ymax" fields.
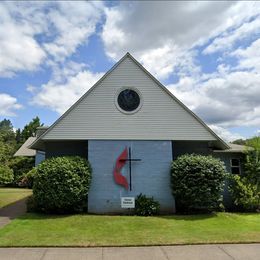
[{"xmin": 29, "ymin": 53, "xmax": 245, "ymax": 213}]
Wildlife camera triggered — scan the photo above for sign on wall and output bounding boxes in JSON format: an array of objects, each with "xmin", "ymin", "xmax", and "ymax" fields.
[{"xmin": 121, "ymin": 197, "xmax": 135, "ymax": 208}]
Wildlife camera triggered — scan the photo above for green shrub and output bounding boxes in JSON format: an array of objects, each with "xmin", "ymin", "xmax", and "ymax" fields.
[
  {"xmin": 135, "ymin": 193, "xmax": 160, "ymax": 216},
  {"xmin": 8, "ymin": 157, "xmax": 34, "ymax": 186},
  {"xmin": 26, "ymin": 195, "xmax": 38, "ymax": 213},
  {"xmin": 19, "ymin": 168, "xmax": 37, "ymax": 188},
  {"xmin": 171, "ymin": 154, "xmax": 226, "ymax": 213},
  {"xmin": 0, "ymin": 165, "xmax": 14, "ymax": 185},
  {"xmin": 228, "ymin": 174, "xmax": 259, "ymax": 212},
  {"xmin": 33, "ymin": 156, "xmax": 92, "ymax": 214}
]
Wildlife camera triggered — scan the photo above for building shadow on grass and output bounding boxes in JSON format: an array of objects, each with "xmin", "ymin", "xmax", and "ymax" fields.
[
  {"xmin": 154, "ymin": 213, "xmax": 218, "ymax": 221},
  {"xmin": 0, "ymin": 197, "xmax": 29, "ymax": 220},
  {"xmin": 15, "ymin": 211, "xmax": 219, "ymax": 222}
]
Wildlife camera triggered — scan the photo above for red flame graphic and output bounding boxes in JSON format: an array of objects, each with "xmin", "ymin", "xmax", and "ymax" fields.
[{"xmin": 113, "ymin": 148, "xmax": 129, "ymax": 190}]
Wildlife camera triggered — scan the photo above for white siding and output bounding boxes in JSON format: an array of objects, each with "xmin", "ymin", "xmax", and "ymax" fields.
[{"xmin": 42, "ymin": 56, "xmax": 217, "ymax": 141}]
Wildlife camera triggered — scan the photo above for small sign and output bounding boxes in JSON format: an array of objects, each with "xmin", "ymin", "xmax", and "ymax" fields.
[{"xmin": 121, "ymin": 197, "xmax": 135, "ymax": 208}]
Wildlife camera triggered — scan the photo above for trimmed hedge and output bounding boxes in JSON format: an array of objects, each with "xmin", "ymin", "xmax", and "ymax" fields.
[
  {"xmin": 33, "ymin": 156, "xmax": 92, "ymax": 213},
  {"xmin": 171, "ymin": 154, "xmax": 226, "ymax": 213}
]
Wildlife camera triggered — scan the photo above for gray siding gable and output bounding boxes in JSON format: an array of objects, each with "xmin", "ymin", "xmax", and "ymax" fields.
[{"xmin": 31, "ymin": 53, "xmax": 228, "ymax": 149}]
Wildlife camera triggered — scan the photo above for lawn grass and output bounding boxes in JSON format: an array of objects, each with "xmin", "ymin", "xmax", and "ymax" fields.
[
  {"xmin": 0, "ymin": 188, "xmax": 32, "ymax": 208},
  {"xmin": 0, "ymin": 212, "xmax": 259, "ymax": 246}
]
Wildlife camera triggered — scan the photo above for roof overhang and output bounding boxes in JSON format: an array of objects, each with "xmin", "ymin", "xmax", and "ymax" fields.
[{"xmin": 213, "ymin": 143, "xmax": 252, "ymax": 153}]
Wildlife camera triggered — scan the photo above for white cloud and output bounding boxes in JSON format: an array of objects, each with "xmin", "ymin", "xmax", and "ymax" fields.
[
  {"xmin": 138, "ymin": 44, "xmax": 199, "ymax": 80},
  {"xmin": 101, "ymin": 1, "xmax": 260, "ymax": 79},
  {"xmin": 0, "ymin": 3, "xmax": 46, "ymax": 77},
  {"xmin": 26, "ymin": 85, "xmax": 37, "ymax": 94},
  {"xmin": 209, "ymin": 125, "xmax": 244, "ymax": 142},
  {"xmin": 1, "ymin": 0, "xmax": 259, "ymax": 140},
  {"xmin": 203, "ymin": 16, "xmax": 260, "ymax": 54},
  {"xmin": 168, "ymin": 69, "xmax": 260, "ymax": 128},
  {"xmin": 43, "ymin": 2, "xmax": 104, "ymax": 62},
  {"xmin": 0, "ymin": 93, "xmax": 22, "ymax": 116},
  {"xmin": 232, "ymin": 38, "xmax": 260, "ymax": 71},
  {"xmin": 31, "ymin": 65, "xmax": 103, "ymax": 114},
  {"xmin": 0, "ymin": 1, "xmax": 104, "ymax": 77}
]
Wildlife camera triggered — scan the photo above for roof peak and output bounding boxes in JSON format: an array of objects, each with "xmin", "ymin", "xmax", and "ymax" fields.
[{"xmin": 30, "ymin": 52, "xmax": 229, "ymax": 150}]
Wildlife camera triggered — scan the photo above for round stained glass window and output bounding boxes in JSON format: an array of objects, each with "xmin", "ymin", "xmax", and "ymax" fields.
[{"xmin": 117, "ymin": 89, "xmax": 141, "ymax": 112}]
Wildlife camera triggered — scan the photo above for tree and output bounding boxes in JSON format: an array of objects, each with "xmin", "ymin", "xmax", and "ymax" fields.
[
  {"xmin": 244, "ymin": 137, "xmax": 260, "ymax": 209},
  {"xmin": 20, "ymin": 116, "xmax": 43, "ymax": 142},
  {"xmin": 228, "ymin": 136, "xmax": 260, "ymax": 211},
  {"xmin": 232, "ymin": 139, "xmax": 246, "ymax": 145},
  {"xmin": 0, "ymin": 119, "xmax": 16, "ymax": 164},
  {"xmin": 0, "ymin": 119, "xmax": 15, "ymax": 143},
  {"xmin": 11, "ymin": 116, "xmax": 43, "ymax": 185},
  {"xmin": 0, "ymin": 117, "xmax": 43, "ymax": 187},
  {"xmin": 8, "ymin": 156, "xmax": 34, "ymax": 185},
  {"xmin": 0, "ymin": 165, "xmax": 14, "ymax": 185},
  {"xmin": 244, "ymin": 137, "xmax": 260, "ymax": 186},
  {"xmin": 0, "ymin": 119, "xmax": 13, "ymax": 131},
  {"xmin": 15, "ymin": 128, "xmax": 22, "ymax": 144}
]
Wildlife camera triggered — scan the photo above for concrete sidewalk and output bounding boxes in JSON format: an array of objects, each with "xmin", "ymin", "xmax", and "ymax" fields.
[{"xmin": 0, "ymin": 244, "xmax": 259, "ymax": 260}]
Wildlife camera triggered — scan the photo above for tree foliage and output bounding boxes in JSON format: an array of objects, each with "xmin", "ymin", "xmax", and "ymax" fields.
[
  {"xmin": 228, "ymin": 175, "xmax": 259, "ymax": 211},
  {"xmin": 229, "ymin": 136, "xmax": 260, "ymax": 211},
  {"xmin": 19, "ymin": 167, "xmax": 36, "ymax": 188},
  {"xmin": 0, "ymin": 117, "xmax": 43, "ymax": 187},
  {"xmin": 232, "ymin": 136, "xmax": 260, "ymax": 147},
  {"xmin": 0, "ymin": 165, "xmax": 14, "ymax": 185},
  {"xmin": 9, "ymin": 157, "xmax": 35, "ymax": 185},
  {"xmin": 0, "ymin": 119, "xmax": 16, "ymax": 164},
  {"xmin": 244, "ymin": 137, "xmax": 260, "ymax": 185},
  {"xmin": 232, "ymin": 139, "xmax": 246, "ymax": 145},
  {"xmin": 20, "ymin": 116, "xmax": 43, "ymax": 143}
]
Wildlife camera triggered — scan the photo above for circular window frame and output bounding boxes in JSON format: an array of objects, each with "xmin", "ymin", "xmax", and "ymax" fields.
[{"xmin": 115, "ymin": 87, "xmax": 143, "ymax": 115}]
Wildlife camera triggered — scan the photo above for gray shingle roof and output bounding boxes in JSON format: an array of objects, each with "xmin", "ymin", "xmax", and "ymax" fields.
[
  {"xmin": 213, "ymin": 143, "xmax": 252, "ymax": 153},
  {"xmin": 14, "ymin": 137, "xmax": 37, "ymax": 156}
]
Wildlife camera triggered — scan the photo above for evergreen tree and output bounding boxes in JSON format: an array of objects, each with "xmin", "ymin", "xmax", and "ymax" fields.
[
  {"xmin": 0, "ymin": 119, "xmax": 16, "ymax": 164},
  {"xmin": 15, "ymin": 128, "xmax": 21, "ymax": 144},
  {"xmin": 232, "ymin": 139, "xmax": 246, "ymax": 145},
  {"xmin": 0, "ymin": 117, "xmax": 43, "ymax": 186},
  {"xmin": 0, "ymin": 119, "xmax": 13, "ymax": 131},
  {"xmin": 21, "ymin": 116, "xmax": 43, "ymax": 142},
  {"xmin": 0, "ymin": 119, "xmax": 15, "ymax": 143}
]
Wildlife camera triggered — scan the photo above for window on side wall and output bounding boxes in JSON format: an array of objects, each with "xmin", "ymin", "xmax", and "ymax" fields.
[{"xmin": 231, "ymin": 158, "xmax": 240, "ymax": 174}]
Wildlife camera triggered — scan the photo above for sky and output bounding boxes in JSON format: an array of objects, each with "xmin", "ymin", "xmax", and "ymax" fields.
[{"xmin": 0, "ymin": 1, "xmax": 260, "ymax": 141}]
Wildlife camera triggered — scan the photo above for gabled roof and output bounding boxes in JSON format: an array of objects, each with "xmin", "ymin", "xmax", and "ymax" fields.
[
  {"xmin": 14, "ymin": 137, "xmax": 37, "ymax": 156},
  {"xmin": 30, "ymin": 52, "xmax": 229, "ymax": 151}
]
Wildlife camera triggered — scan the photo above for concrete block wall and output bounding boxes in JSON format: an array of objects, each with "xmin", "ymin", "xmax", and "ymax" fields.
[{"xmin": 88, "ymin": 140, "xmax": 175, "ymax": 214}]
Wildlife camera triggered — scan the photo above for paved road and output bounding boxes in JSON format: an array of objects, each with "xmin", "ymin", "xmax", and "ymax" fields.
[
  {"xmin": 0, "ymin": 197, "xmax": 27, "ymax": 228},
  {"xmin": 0, "ymin": 244, "xmax": 259, "ymax": 260}
]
